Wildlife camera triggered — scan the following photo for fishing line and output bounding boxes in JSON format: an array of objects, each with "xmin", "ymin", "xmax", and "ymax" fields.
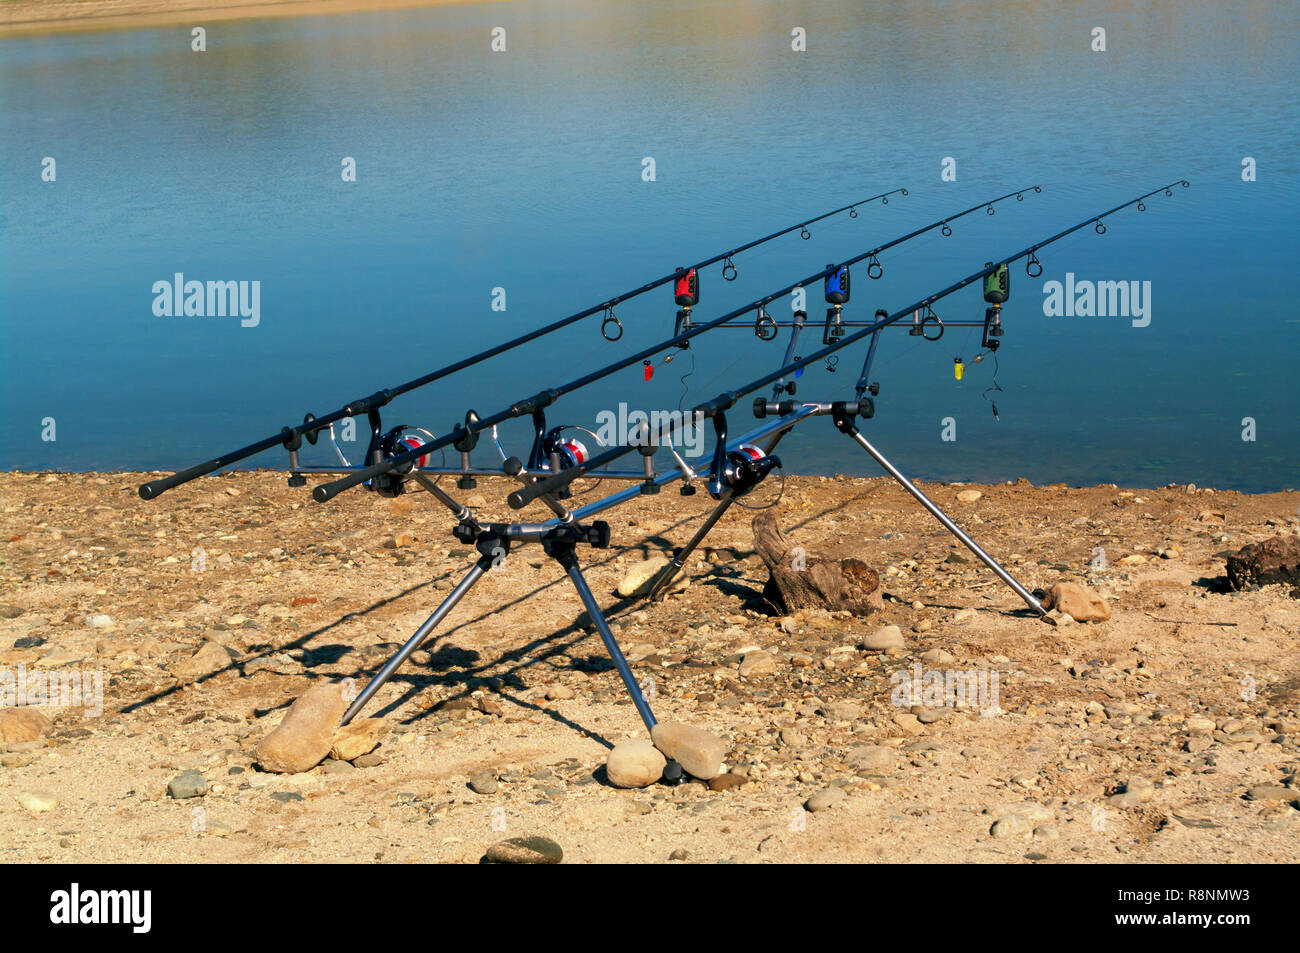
[{"xmin": 981, "ymin": 351, "xmax": 1004, "ymax": 421}]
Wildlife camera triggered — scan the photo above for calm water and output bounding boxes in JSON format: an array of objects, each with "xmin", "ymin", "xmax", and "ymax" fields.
[{"xmin": 2, "ymin": 0, "xmax": 1297, "ymax": 492}]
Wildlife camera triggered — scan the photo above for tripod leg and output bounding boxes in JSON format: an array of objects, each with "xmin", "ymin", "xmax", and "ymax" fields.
[
  {"xmin": 553, "ymin": 546, "xmax": 658, "ymax": 734},
  {"xmin": 341, "ymin": 554, "xmax": 493, "ymax": 725},
  {"xmin": 648, "ymin": 424, "xmax": 795, "ymax": 601},
  {"xmin": 647, "ymin": 494, "xmax": 735, "ymax": 601},
  {"xmin": 841, "ymin": 426, "xmax": 1046, "ymax": 616}
]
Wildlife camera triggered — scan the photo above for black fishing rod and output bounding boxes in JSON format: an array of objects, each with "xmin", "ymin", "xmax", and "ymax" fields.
[
  {"xmin": 506, "ymin": 179, "xmax": 1190, "ymax": 509},
  {"xmin": 306, "ymin": 185, "xmax": 1042, "ymax": 504},
  {"xmin": 136, "ymin": 188, "xmax": 906, "ymax": 501}
]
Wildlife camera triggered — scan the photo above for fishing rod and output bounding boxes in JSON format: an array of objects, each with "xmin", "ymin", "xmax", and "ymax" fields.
[
  {"xmin": 506, "ymin": 179, "xmax": 1190, "ymax": 512},
  {"xmin": 324, "ymin": 182, "xmax": 1189, "ymax": 754},
  {"xmin": 304, "ymin": 186, "xmax": 1043, "ymax": 505},
  {"xmin": 136, "ymin": 187, "xmax": 905, "ymax": 501}
]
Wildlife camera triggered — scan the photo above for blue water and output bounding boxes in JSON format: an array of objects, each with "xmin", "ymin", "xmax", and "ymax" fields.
[{"xmin": 2, "ymin": 0, "xmax": 1298, "ymax": 491}]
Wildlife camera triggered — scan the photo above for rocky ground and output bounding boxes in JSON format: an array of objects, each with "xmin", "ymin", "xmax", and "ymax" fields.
[{"xmin": 1, "ymin": 469, "xmax": 1298, "ymax": 864}]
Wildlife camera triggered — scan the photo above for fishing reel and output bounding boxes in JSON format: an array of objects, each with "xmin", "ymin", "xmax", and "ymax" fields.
[
  {"xmin": 822, "ymin": 263, "xmax": 851, "ymax": 346},
  {"xmin": 370, "ymin": 425, "xmax": 435, "ymax": 497},
  {"xmin": 527, "ymin": 426, "xmax": 597, "ymax": 500},
  {"xmin": 705, "ymin": 410, "xmax": 781, "ymax": 500},
  {"xmin": 981, "ymin": 261, "xmax": 1009, "ymax": 351},
  {"xmin": 709, "ymin": 445, "xmax": 782, "ymax": 500}
]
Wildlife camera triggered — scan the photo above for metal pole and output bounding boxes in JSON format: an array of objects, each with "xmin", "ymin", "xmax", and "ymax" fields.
[
  {"xmin": 555, "ymin": 549, "xmax": 658, "ymax": 733},
  {"xmin": 843, "ymin": 428, "xmax": 1046, "ymax": 616},
  {"xmin": 340, "ymin": 556, "xmax": 492, "ymax": 725}
]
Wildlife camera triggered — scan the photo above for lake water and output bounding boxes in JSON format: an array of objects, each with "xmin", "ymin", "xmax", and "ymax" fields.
[{"xmin": 2, "ymin": 0, "xmax": 1297, "ymax": 493}]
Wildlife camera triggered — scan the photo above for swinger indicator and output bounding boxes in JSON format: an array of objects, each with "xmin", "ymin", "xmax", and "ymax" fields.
[
  {"xmin": 954, "ymin": 358, "xmax": 965, "ymax": 381},
  {"xmin": 643, "ymin": 359, "xmax": 654, "ymax": 381}
]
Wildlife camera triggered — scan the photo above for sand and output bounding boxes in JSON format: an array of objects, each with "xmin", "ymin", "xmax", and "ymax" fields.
[
  {"xmin": 0, "ymin": 470, "xmax": 1297, "ymax": 863},
  {"xmin": 0, "ymin": 0, "xmax": 511, "ymax": 37}
]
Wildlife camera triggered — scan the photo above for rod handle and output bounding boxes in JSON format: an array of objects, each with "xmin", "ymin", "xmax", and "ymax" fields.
[
  {"xmin": 508, "ymin": 469, "xmax": 576, "ymax": 510},
  {"xmin": 137, "ymin": 429, "xmax": 290, "ymax": 500}
]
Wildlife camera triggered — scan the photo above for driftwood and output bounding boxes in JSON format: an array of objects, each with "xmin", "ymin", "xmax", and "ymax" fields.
[{"xmin": 752, "ymin": 510, "xmax": 883, "ymax": 616}]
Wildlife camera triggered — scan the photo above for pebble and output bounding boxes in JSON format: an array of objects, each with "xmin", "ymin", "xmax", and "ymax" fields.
[
  {"xmin": 847, "ymin": 745, "xmax": 895, "ymax": 773},
  {"xmin": 708, "ymin": 773, "xmax": 747, "ymax": 792},
  {"xmin": 1245, "ymin": 785, "xmax": 1293, "ymax": 801},
  {"xmin": 484, "ymin": 836, "xmax": 563, "ymax": 865},
  {"xmin": 468, "ymin": 770, "xmax": 499, "ymax": 795},
  {"xmin": 85, "ymin": 614, "xmax": 115, "ymax": 629},
  {"xmin": 956, "ymin": 489, "xmax": 983, "ymax": 502},
  {"xmin": 330, "ymin": 717, "xmax": 389, "ymax": 762},
  {"xmin": 545, "ymin": 684, "xmax": 575, "ymax": 701},
  {"xmin": 0, "ymin": 707, "xmax": 51, "ymax": 746},
  {"xmin": 353, "ymin": 752, "xmax": 384, "ymax": 769},
  {"xmin": 167, "ymin": 769, "xmax": 208, "ymax": 799},
  {"xmin": 172, "ymin": 641, "xmax": 237, "ymax": 679},
  {"xmin": 820, "ymin": 700, "xmax": 861, "ymax": 721},
  {"xmin": 738, "ymin": 650, "xmax": 778, "ymax": 679},
  {"xmin": 606, "ymin": 738, "xmax": 666, "ymax": 788},
  {"xmin": 0, "ymin": 605, "xmax": 25, "ymax": 619},
  {"xmin": 920, "ymin": 648, "xmax": 956, "ymax": 665},
  {"xmin": 17, "ymin": 791, "xmax": 59, "ymax": 813},
  {"xmin": 651, "ymin": 722, "xmax": 727, "ymax": 780},
  {"xmin": 862, "ymin": 625, "xmax": 905, "ymax": 652},
  {"xmin": 616, "ymin": 557, "xmax": 672, "ymax": 598},
  {"xmin": 805, "ymin": 786, "xmax": 847, "ymax": 812},
  {"xmin": 990, "ymin": 813, "xmax": 1034, "ymax": 838},
  {"xmin": 320, "ymin": 759, "xmax": 355, "ymax": 775}
]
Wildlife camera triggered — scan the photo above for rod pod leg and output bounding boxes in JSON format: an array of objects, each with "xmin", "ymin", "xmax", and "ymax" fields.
[
  {"xmin": 340, "ymin": 552, "xmax": 495, "ymax": 726},
  {"xmin": 834, "ymin": 417, "xmax": 1047, "ymax": 617},
  {"xmin": 647, "ymin": 494, "xmax": 736, "ymax": 601},
  {"xmin": 647, "ymin": 423, "xmax": 794, "ymax": 601},
  {"xmin": 549, "ymin": 541, "xmax": 659, "ymax": 735}
]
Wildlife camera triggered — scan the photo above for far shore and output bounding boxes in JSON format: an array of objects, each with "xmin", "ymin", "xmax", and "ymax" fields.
[{"xmin": 0, "ymin": 0, "xmax": 512, "ymax": 38}]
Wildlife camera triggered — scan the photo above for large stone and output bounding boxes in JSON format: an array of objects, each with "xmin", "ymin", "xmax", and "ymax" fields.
[
  {"xmin": 256, "ymin": 681, "xmax": 349, "ymax": 774},
  {"xmin": 651, "ymin": 722, "xmax": 727, "ymax": 781},
  {"xmin": 330, "ymin": 717, "xmax": 389, "ymax": 762},
  {"xmin": 1041, "ymin": 582, "xmax": 1110, "ymax": 622},
  {"xmin": 606, "ymin": 738, "xmax": 666, "ymax": 788},
  {"xmin": 171, "ymin": 641, "xmax": 238, "ymax": 679},
  {"xmin": 0, "ymin": 708, "xmax": 51, "ymax": 746},
  {"xmin": 616, "ymin": 556, "xmax": 676, "ymax": 599},
  {"xmin": 862, "ymin": 625, "xmax": 905, "ymax": 651},
  {"xmin": 1226, "ymin": 535, "xmax": 1300, "ymax": 590},
  {"xmin": 484, "ymin": 836, "xmax": 563, "ymax": 865}
]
